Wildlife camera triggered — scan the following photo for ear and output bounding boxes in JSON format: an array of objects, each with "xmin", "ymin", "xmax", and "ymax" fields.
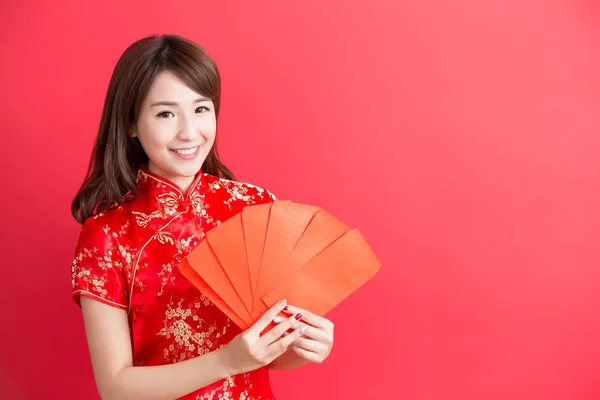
[{"xmin": 130, "ymin": 126, "xmax": 138, "ymax": 138}]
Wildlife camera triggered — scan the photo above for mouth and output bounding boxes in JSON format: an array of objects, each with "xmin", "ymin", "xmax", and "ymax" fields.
[{"xmin": 170, "ymin": 146, "xmax": 200, "ymax": 156}]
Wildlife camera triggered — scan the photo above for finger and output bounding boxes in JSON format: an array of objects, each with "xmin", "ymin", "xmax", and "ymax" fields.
[
  {"xmin": 282, "ymin": 305, "xmax": 332, "ymax": 330},
  {"xmin": 290, "ymin": 337, "xmax": 329, "ymax": 354},
  {"xmin": 266, "ymin": 325, "xmax": 307, "ymax": 358},
  {"xmin": 289, "ymin": 344, "xmax": 326, "ymax": 364},
  {"xmin": 248, "ymin": 299, "xmax": 288, "ymax": 336},
  {"xmin": 276, "ymin": 320, "xmax": 330, "ymax": 343},
  {"xmin": 260, "ymin": 312, "xmax": 302, "ymax": 346}
]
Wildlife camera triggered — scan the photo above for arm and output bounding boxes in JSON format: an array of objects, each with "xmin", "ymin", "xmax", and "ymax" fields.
[
  {"xmin": 80, "ymin": 297, "xmax": 304, "ymax": 400},
  {"xmin": 80, "ymin": 296, "xmax": 236, "ymax": 400}
]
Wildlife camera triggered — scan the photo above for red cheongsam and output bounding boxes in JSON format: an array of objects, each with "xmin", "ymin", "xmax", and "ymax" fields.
[{"xmin": 71, "ymin": 165, "xmax": 277, "ymax": 399}]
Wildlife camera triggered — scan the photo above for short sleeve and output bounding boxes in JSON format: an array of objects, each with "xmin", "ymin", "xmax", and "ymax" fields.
[
  {"xmin": 266, "ymin": 189, "xmax": 277, "ymax": 201},
  {"xmin": 71, "ymin": 217, "xmax": 128, "ymax": 310}
]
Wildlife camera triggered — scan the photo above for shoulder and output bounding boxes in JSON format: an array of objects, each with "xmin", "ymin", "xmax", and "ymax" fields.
[
  {"xmin": 78, "ymin": 204, "xmax": 130, "ymax": 244},
  {"xmin": 204, "ymin": 174, "xmax": 277, "ymax": 205}
]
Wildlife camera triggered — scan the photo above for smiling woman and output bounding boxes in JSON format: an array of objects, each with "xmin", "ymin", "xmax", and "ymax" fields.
[{"xmin": 69, "ymin": 34, "xmax": 332, "ymax": 400}]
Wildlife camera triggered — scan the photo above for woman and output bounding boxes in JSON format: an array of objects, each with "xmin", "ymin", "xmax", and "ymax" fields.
[{"xmin": 70, "ymin": 34, "xmax": 334, "ymax": 400}]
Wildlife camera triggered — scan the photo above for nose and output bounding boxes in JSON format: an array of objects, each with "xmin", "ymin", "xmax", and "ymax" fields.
[{"xmin": 176, "ymin": 112, "xmax": 197, "ymax": 141}]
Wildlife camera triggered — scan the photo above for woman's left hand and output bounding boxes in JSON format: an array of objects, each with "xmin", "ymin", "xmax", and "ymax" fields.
[{"xmin": 275, "ymin": 305, "xmax": 334, "ymax": 364}]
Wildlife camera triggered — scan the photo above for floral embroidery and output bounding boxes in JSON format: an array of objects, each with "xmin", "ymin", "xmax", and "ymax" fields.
[
  {"xmin": 157, "ymin": 262, "xmax": 175, "ymax": 297},
  {"xmin": 157, "ymin": 297, "xmax": 227, "ymax": 363},
  {"xmin": 195, "ymin": 376, "xmax": 244, "ymax": 400},
  {"xmin": 71, "ymin": 233, "xmax": 127, "ymax": 307},
  {"xmin": 117, "ymin": 220, "xmax": 130, "ymax": 236}
]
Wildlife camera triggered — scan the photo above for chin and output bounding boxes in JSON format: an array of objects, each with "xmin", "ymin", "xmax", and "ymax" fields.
[{"xmin": 177, "ymin": 160, "xmax": 206, "ymax": 176}]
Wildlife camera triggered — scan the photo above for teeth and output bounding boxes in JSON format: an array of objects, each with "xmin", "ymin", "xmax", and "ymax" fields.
[{"xmin": 173, "ymin": 147, "xmax": 198, "ymax": 155}]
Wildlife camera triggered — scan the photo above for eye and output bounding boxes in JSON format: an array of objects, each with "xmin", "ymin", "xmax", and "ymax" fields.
[
  {"xmin": 196, "ymin": 106, "xmax": 210, "ymax": 113},
  {"xmin": 157, "ymin": 111, "xmax": 174, "ymax": 118}
]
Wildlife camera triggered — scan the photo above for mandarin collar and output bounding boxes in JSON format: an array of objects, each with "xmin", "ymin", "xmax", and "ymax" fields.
[{"xmin": 135, "ymin": 165, "xmax": 204, "ymax": 201}]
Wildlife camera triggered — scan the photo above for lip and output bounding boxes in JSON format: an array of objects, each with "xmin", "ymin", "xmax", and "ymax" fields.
[
  {"xmin": 170, "ymin": 145, "xmax": 201, "ymax": 151},
  {"xmin": 170, "ymin": 145, "xmax": 201, "ymax": 160}
]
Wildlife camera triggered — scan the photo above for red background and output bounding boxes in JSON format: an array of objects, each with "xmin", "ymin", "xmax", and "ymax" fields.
[{"xmin": 2, "ymin": 1, "xmax": 600, "ymax": 399}]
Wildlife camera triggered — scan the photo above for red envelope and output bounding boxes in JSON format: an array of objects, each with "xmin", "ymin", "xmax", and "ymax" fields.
[
  {"xmin": 252, "ymin": 201, "xmax": 320, "ymax": 319},
  {"xmin": 206, "ymin": 213, "xmax": 253, "ymax": 316},
  {"xmin": 241, "ymin": 203, "xmax": 271, "ymax": 311},
  {"xmin": 261, "ymin": 229, "xmax": 381, "ymax": 316},
  {"xmin": 179, "ymin": 201, "xmax": 381, "ymax": 330},
  {"xmin": 178, "ymin": 258, "xmax": 249, "ymax": 330},
  {"xmin": 185, "ymin": 239, "xmax": 251, "ymax": 324},
  {"xmin": 260, "ymin": 209, "xmax": 351, "ymax": 308}
]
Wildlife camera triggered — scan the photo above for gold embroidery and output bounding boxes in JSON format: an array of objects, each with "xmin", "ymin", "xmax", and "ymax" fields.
[
  {"xmin": 127, "ymin": 210, "xmax": 186, "ymax": 310},
  {"xmin": 72, "ymin": 245, "xmax": 123, "ymax": 299},
  {"xmin": 201, "ymin": 203, "xmax": 220, "ymax": 226},
  {"xmin": 117, "ymin": 220, "xmax": 130, "ymax": 236},
  {"xmin": 117, "ymin": 244, "xmax": 135, "ymax": 283},
  {"xmin": 158, "ymin": 297, "xmax": 221, "ymax": 363},
  {"xmin": 157, "ymin": 262, "xmax": 175, "ymax": 297},
  {"xmin": 157, "ymin": 298, "xmax": 233, "ymax": 367},
  {"xmin": 171, "ymin": 233, "xmax": 201, "ymax": 266},
  {"xmin": 180, "ymin": 236, "xmax": 193, "ymax": 248},
  {"xmin": 199, "ymin": 293, "xmax": 211, "ymax": 307},
  {"xmin": 132, "ymin": 210, "xmax": 163, "ymax": 228},
  {"xmin": 189, "ymin": 190, "xmax": 204, "ymax": 214},
  {"xmin": 209, "ymin": 179, "xmax": 273, "ymax": 212},
  {"xmin": 196, "ymin": 376, "xmax": 235, "ymax": 400},
  {"xmin": 154, "ymin": 230, "xmax": 176, "ymax": 246},
  {"xmin": 156, "ymin": 192, "xmax": 180, "ymax": 216},
  {"xmin": 194, "ymin": 373, "xmax": 266, "ymax": 400}
]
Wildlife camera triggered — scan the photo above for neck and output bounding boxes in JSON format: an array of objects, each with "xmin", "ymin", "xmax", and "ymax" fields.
[
  {"xmin": 146, "ymin": 163, "xmax": 198, "ymax": 196},
  {"xmin": 177, "ymin": 178, "xmax": 195, "ymax": 196}
]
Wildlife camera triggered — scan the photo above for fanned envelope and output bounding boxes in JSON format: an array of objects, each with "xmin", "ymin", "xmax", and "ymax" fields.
[{"xmin": 178, "ymin": 200, "xmax": 381, "ymax": 329}]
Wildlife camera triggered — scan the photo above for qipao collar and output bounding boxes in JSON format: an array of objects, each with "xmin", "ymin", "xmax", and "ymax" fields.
[{"xmin": 134, "ymin": 165, "xmax": 205, "ymax": 216}]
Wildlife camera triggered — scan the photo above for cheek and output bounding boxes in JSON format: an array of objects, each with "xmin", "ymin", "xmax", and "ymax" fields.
[
  {"xmin": 201, "ymin": 118, "xmax": 217, "ymax": 142},
  {"xmin": 206, "ymin": 130, "xmax": 217, "ymax": 143},
  {"xmin": 138, "ymin": 122, "xmax": 170, "ymax": 148}
]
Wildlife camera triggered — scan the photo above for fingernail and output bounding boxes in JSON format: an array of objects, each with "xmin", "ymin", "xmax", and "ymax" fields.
[
  {"xmin": 295, "ymin": 313, "xmax": 302, "ymax": 320},
  {"xmin": 283, "ymin": 305, "xmax": 289, "ymax": 311},
  {"xmin": 299, "ymin": 326, "xmax": 308, "ymax": 335},
  {"xmin": 278, "ymin": 299, "xmax": 287, "ymax": 307},
  {"xmin": 273, "ymin": 316, "xmax": 284, "ymax": 324}
]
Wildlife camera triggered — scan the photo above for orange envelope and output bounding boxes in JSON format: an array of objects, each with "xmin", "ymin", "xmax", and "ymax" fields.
[
  {"xmin": 178, "ymin": 258, "xmax": 249, "ymax": 330},
  {"xmin": 206, "ymin": 213, "xmax": 253, "ymax": 316},
  {"xmin": 261, "ymin": 229, "xmax": 381, "ymax": 316},
  {"xmin": 185, "ymin": 239, "xmax": 252, "ymax": 324},
  {"xmin": 259, "ymin": 209, "xmax": 351, "ymax": 308},
  {"xmin": 252, "ymin": 202, "xmax": 320, "ymax": 319},
  {"xmin": 179, "ymin": 200, "xmax": 381, "ymax": 330},
  {"xmin": 241, "ymin": 203, "xmax": 271, "ymax": 303}
]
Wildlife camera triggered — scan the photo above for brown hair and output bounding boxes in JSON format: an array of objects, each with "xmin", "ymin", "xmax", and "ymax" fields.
[{"xmin": 71, "ymin": 34, "xmax": 234, "ymax": 224}]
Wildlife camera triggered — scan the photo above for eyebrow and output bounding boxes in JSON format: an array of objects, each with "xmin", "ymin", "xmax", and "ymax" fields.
[{"xmin": 150, "ymin": 97, "xmax": 211, "ymax": 108}]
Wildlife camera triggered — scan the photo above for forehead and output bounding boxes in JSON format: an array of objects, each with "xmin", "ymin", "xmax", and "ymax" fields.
[{"xmin": 144, "ymin": 71, "xmax": 203, "ymax": 103}]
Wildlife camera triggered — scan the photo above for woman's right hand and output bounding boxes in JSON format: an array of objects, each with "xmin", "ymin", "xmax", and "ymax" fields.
[{"xmin": 221, "ymin": 299, "xmax": 305, "ymax": 375}]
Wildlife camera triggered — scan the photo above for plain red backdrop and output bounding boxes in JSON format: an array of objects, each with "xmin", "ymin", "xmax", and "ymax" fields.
[{"xmin": 1, "ymin": 0, "xmax": 600, "ymax": 399}]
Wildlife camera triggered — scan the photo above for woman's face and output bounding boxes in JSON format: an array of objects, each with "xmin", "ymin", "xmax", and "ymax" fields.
[{"xmin": 132, "ymin": 70, "xmax": 217, "ymax": 192}]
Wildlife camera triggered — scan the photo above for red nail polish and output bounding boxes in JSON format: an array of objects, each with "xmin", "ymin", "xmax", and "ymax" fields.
[
  {"xmin": 283, "ymin": 306, "xmax": 289, "ymax": 311},
  {"xmin": 295, "ymin": 313, "xmax": 302, "ymax": 320}
]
